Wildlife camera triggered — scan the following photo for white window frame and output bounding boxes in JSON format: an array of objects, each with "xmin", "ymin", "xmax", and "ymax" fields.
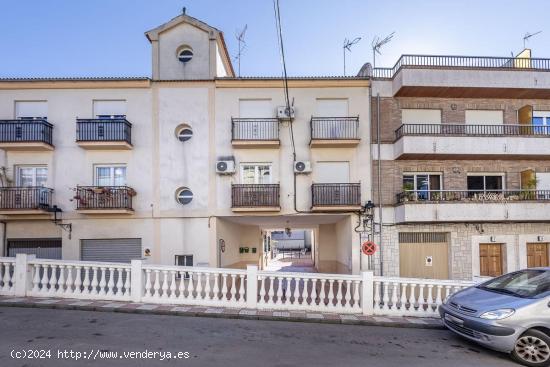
[
  {"xmin": 94, "ymin": 164, "xmax": 127, "ymax": 186},
  {"xmin": 466, "ymin": 173, "xmax": 506, "ymax": 191},
  {"xmin": 14, "ymin": 101, "xmax": 48, "ymax": 120},
  {"xmin": 15, "ymin": 165, "xmax": 48, "ymax": 187},
  {"xmin": 240, "ymin": 163, "xmax": 273, "ymax": 184},
  {"xmin": 402, "ymin": 172, "xmax": 443, "ymax": 191}
]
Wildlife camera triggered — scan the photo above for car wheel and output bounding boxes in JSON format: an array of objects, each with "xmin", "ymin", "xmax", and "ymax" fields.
[{"xmin": 512, "ymin": 330, "xmax": 550, "ymax": 367}]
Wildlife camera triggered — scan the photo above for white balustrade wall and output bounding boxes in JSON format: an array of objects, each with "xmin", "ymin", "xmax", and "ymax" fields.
[{"xmin": 0, "ymin": 254, "xmax": 477, "ymax": 317}]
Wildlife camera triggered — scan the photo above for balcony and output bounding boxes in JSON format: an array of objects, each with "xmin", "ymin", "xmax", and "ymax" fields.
[
  {"xmin": 231, "ymin": 184, "xmax": 280, "ymax": 212},
  {"xmin": 76, "ymin": 119, "xmax": 132, "ymax": 150},
  {"xmin": 0, "ymin": 120, "xmax": 54, "ymax": 151},
  {"xmin": 372, "ymin": 54, "xmax": 550, "ymax": 98},
  {"xmin": 74, "ymin": 186, "xmax": 135, "ymax": 214},
  {"xmin": 0, "ymin": 187, "xmax": 53, "ymax": 215},
  {"xmin": 231, "ymin": 118, "xmax": 279, "ymax": 148},
  {"xmin": 395, "ymin": 189, "xmax": 550, "ymax": 223},
  {"xmin": 393, "ymin": 124, "xmax": 550, "ymax": 159},
  {"xmin": 311, "ymin": 183, "xmax": 361, "ymax": 211},
  {"xmin": 310, "ymin": 117, "xmax": 360, "ymax": 147}
]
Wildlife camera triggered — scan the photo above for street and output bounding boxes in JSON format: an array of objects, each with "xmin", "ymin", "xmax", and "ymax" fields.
[{"xmin": 0, "ymin": 307, "xmax": 518, "ymax": 367}]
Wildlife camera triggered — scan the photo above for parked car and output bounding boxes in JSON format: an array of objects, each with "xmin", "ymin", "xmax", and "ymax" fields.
[{"xmin": 439, "ymin": 268, "xmax": 550, "ymax": 367}]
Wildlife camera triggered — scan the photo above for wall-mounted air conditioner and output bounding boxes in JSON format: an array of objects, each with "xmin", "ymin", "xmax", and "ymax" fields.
[
  {"xmin": 216, "ymin": 160, "xmax": 235, "ymax": 174},
  {"xmin": 277, "ymin": 106, "xmax": 295, "ymax": 120},
  {"xmin": 294, "ymin": 161, "xmax": 312, "ymax": 174}
]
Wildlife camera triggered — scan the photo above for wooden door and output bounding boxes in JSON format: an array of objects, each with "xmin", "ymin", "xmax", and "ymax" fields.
[
  {"xmin": 399, "ymin": 242, "xmax": 449, "ymax": 279},
  {"xmin": 479, "ymin": 244, "xmax": 503, "ymax": 277},
  {"xmin": 527, "ymin": 243, "xmax": 549, "ymax": 268}
]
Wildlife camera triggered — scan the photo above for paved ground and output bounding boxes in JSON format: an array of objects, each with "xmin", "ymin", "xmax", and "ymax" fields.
[{"xmin": 0, "ymin": 307, "xmax": 518, "ymax": 367}]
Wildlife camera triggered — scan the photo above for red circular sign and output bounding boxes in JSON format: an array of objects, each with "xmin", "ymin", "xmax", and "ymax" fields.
[{"xmin": 362, "ymin": 241, "xmax": 377, "ymax": 255}]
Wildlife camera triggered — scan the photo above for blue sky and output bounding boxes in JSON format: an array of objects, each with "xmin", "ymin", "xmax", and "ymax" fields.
[{"xmin": 1, "ymin": 0, "xmax": 549, "ymax": 77}]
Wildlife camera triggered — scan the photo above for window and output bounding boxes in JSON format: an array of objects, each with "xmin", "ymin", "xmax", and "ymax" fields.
[
  {"xmin": 239, "ymin": 99, "xmax": 272, "ymax": 118},
  {"xmin": 240, "ymin": 164, "xmax": 272, "ymax": 184},
  {"xmin": 401, "ymin": 109, "xmax": 441, "ymax": 124},
  {"xmin": 93, "ymin": 100, "xmax": 126, "ymax": 119},
  {"xmin": 315, "ymin": 161, "xmax": 350, "ymax": 183},
  {"xmin": 177, "ymin": 48, "xmax": 193, "ymax": 63},
  {"xmin": 315, "ymin": 99, "xmax": 349, "ymax": 117},
  {"xmin": 95, "ymin": 165, "xmax": 126, "ymax": 186},
  {"xmin": 467, "ymin": 174, "xmax": 503, "ymax": 192},
  {"xmin": 175, "ymin": 255, "xmax": 193, "ymax": 279},
  {"xmin": 175, "ymin": 187, "xmax": 193, "ymax": 205},
  {"xmin": 465, "ymin": 110, "xmax": 503, "ymax": 125},
  {"xmin": 402, "ymin": 173, "xmax": 441, "ymax": 200},
  {"xmin": 15, "ymin": 101, "xmax": 47, "ymax": 120},
  {"xmin": 533, "ymin": 111, "xmax": 550, "ymax": 134},
  {"xmin": 16, "ymin": 166, "xmax": 48, "ymax": 187},
  {"xmin": 175, "ymin": 124, "xmax": 193, "ymax": 142}
]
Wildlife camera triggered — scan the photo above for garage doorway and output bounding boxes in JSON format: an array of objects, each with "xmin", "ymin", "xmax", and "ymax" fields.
[
  {"xmin": 527, "ymin": 243, "xmax": 549, "ymax": 268},
  {"xmin": 7, "ymin": 238, "xmax": 62, "ymax": 259},
  {"xmin": 81, "ymin": 239, "xmax": 142, "ymax": 263},
  {"xmin": 479, "ymin": 243, "xmax": 504, "ymax": 277},
  {"xmin": 399, "ymin": 232, "xmax": 449, "ymax": 279}
]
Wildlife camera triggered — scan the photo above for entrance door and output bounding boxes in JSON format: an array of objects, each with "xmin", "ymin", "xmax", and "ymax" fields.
[
  {"xmin": 479, "ymin": 244, "xmax": 503, "ymax": 277},
  {"xmin": 527, "ymin": 243, "xmax": 549, "ymax": 268},
  {"xmin": 399, "ymin": 233, "xmax": 449, "ymax": 279}
]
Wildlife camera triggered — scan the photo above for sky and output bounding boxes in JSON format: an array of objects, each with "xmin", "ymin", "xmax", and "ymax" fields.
[{"xmin": 1, "ymin": 0, "xmax": 550, "ymax": 78}]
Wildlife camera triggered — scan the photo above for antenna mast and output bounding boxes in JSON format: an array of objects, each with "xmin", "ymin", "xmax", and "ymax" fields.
[
  {"xmin": 343, "ymin": 37, "xmax": 361, "ymax": 76},
  {"xmin": 234, "ymin": 25, "xmax": 248, "ymax": 77},
  {"xmin": 371, "ymin": 32, "xmax": 395, "ymax": 68},
  {"xmin": 523, "ymin": 31, "xmax": 542, "ymax": 49}
]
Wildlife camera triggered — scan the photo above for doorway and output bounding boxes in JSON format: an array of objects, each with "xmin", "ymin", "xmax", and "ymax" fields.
[
  {"xmin": 527, "ymin": 243, "xmax": 549, "ymax": 268},
  {"xmin": 399, "ymin": 232, "xmax": 450, "ymax": 279},
  {"xmin": 479, "ymin": 243, "xmax": 504, "ymax": 277},
  {"xmin": 266, "ymin": 229, "xmax": 315, "ymax": 272}
]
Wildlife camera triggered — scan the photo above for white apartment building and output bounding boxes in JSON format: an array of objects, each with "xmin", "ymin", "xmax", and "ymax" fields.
[{"xmin": 0, "ymin": 12, "xmax": 372, "ymax": 275}]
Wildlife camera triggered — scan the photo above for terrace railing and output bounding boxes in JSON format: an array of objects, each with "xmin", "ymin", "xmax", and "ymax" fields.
[
  {"xmin": 312, "ymin": 183, "xmax": 361, "ymax": 207},
  {"xmin": 396, "ymin": 190, "xmax": 550, "ymax": 204},
  {"xmin": 0, "ymin": 119, "xmax": 53, "ymax": 145},
  {"xmin": 310, "ymin": 117, "xmax": 359, "ymax": 140},
  {"xmin": 75, "ymin": 186, "xmax": 134, "ymax": 210},
  {"xmin": 0, "ymin": 187, "xmax": 52, "ymax": 210},
  {"xmin": 231, "ymin": 184, "xmax": 280, "ymax": 208},
  {"xmin": 395, "ymin": 123, "xmax": 550, "ymax": 140},
  {"xmin": 76, "ymin": 119, "xmax": 132, "ymax": 144},
  {"xmin": 231, "ymin": 118, "xmax": 279, "ymax": 141}
]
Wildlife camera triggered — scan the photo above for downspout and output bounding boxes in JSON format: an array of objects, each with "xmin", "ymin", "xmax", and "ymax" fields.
[
  {"xmin": 377, "ymin": 93, "xmax": 384, "ymax": 276},
  {"xmin": 1, "ymin": 221, "xmax": 6, "ymax": 257}
]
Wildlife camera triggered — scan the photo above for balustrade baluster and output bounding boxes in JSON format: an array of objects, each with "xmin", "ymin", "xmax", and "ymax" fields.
[
  {"xmin": 48, "ymin": 265, "xmax": 57, "ymax": 295},
  {"xmin": 258, "ymin": 276, "xmax": 266, "ymax": 304},
  {"xmin": 57, "ymin": 265, "xmax": 65, "ymax": 294},
  {"xmin": 91, "ymin": 267, "xmax": 99, "ymax": 296},
  {"xmin": 152, "ymin": 270, "xmax": 160, "ymax": 298},
  {"xmin": 169, "ymin": 271, "xmax": 177, "ymax": 299},
  {"xmin": 161, "ymin": 270, "xmax": 169, "ymax": 299},
  {"xmin": 239, "ymin": 274, "xmax": 246, "ymax": 304},
  {"xmin": 99, "ymin": 267, "xmax": 107, "ymax": 296},
  {"xmin": 373, "ymin": 281, "xmax": 381, "ymax": 311},
  {"xmin": 32, "ymin": 264, "xmax": 40, "ymax": 293},
  {"xmin": 144, "ymin": 269, "xmax": 152, "ymax": 297},
  {"xmin": 82, "ymin": 266, "xmax": 91, "ymax": 295}
]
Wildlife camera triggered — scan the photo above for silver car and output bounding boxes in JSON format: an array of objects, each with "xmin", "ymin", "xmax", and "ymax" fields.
[{"xmin": 439, "ymin": 268, "xmax": 550, "ymax": 367}]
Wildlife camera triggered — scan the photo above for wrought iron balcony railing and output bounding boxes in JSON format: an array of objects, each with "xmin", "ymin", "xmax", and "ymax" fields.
[
  {"xmin": 372, "ymin": 54, "xmax": 550, "ymax": 79},
  {"xmin": 0, "ymin": 187, "xmax": 53, "ymax": 210},
  {"xmin": 231, "ymin": 184, "xmax": 280, "ymax": 208},
  {"xmin": 231, "ymin": 118, "xmax": 279, "ymax": 141},
  {"xmin": 311, "ymin": 183, "xmax": 361, "ymax": 207},
  {"xmin": 76, "ymin": 119, "xmax": 132, "ymax": 144},
  {"xmin": 310, "ymin": 117, "xmax": 359, "ymax": 141},
  {"xmin": 75, "ymin": 186, "xmax": 135, "ymax": 210},
  {"xmin": 0, "ymin": 120, "xmax": 53, "ymax": 145},
  {"xmin": 396, "ymin": 190, "xmax": 550, "ymax": 204},
  {"xmin": 395, "ymin": 123, "xmax": 550, "ymax": 140}
]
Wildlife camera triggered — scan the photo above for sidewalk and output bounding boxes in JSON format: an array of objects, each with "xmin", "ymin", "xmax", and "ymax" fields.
[{"xmin": 0, "ymin": 295, "xmax": 443, "ymax": 329}]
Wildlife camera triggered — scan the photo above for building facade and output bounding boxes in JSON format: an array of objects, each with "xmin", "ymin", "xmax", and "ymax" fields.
[
  {"xmin": 370, "ymin": 53, "xmax": 550, "ymax": 280},
  {"xmin": 0, "ymin": 13, "xmax": 371, "ymax": 275}
]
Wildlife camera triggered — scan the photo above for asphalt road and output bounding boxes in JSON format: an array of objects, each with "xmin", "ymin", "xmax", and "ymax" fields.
[{"xmin": 0, "ymin": 307, "xmax": 518, "ymax": 367}]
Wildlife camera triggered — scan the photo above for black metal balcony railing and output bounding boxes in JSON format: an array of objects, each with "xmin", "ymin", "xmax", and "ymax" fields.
[
  {"xmin": 231, "ymin": 118, "xmax": 279, "ymax": 141},
  {"xmin": 0, "ymin": 120, "xmax": 53, "ymax": 145},
  {"xmin": 0, "ymin": 187, "xmax": 52, "ymax": 210},
  {"xmin": 372, "ymin": 54, "xmax": 550, "ymax": 79},
  {"xmin": 76, "ymin": 119, "xmax": 132, "ymax": 144},
  {"xmin": 396, "ymin": 190, "xmax": 550, "ymax": 204},
  {"xmin": 311, "ymin": 183, "xmax": 361, "ymax": 207},
  {"xmin": 75, "ymin": 186, "xmax": 134, "ymax": 210},
  {"xmin": 310, "ymin": 117, "xmax": 359, "ymax": 140},
  {"xmin": 231, "ymin": 184, "xmax": 280, "ymax": 208},
  {"xmin": 395, "ymin": 124, "xmax": 550, "ymax": 140}
]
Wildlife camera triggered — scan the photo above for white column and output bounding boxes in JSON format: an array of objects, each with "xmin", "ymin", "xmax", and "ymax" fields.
[
  {"xmin": 15, "ymin": 254, "xmax": 35, "ymax": 297},
  {"xmin": 130, "ymin": 260, "xmax": 143, "ymax": 303},
  {"xmin": 361, "ymin": 271, "xmax": 374, "ymax": 315},
  {"xmin": 246, "ymin": 265, "xmax": 258, "ymax": 309}
]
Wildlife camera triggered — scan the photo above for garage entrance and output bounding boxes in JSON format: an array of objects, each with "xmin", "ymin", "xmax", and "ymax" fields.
[
  {"xmin": 399, "ymin": 232, "xmax": 449, "ymax": 279},
  {"xmin": 527, "ymin": 243, "xmax": 549, "ymax": 268},
  {"xmin": 7, "ymin": 238, "xmax": 62, "ymax": 259},
  {"xmin": 81, "ymin": 239, "xmax": 142, "ymax": 263}
]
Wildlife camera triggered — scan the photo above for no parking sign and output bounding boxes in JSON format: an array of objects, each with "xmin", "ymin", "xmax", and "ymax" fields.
[{"xmin": 362, "ymin": 241, "xmax": 377, "ymax": 256}]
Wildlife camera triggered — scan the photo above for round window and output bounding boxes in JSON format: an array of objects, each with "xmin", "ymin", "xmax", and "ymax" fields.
[
  {"xmin": 175, "ymin": 187, "xmax": 193, "ymax": 205},
  {"xmin": 176, "ymin": 126, "xmax": 193, "ymax": 142},
  {"xmin": 178, "ymin": 48, "xmax": 193, "ymax": 63}
]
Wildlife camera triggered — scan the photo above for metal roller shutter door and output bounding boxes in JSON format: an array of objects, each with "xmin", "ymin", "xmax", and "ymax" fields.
[
  {"xmin": 80, "ymin": 239, "xmax": 142, "ymax": 263},
  {"xmin": 8, "ymin": 238, "xmax": 62, "ymax": 259}
]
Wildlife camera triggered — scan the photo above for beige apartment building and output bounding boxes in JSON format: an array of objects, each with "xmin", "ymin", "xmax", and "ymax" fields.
[
  {"xmin": 0, "ymin": 13, "xmax": 371, "ymax": 274},
  {"xmin": 370, "ymin": 52, "xmax": 550, "ymax": 281}
]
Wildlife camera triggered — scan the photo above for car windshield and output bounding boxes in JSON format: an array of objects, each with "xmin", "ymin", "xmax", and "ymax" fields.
[{"xmin": 478, "ymin": 269, "xmax": 550, "ymax": 298}]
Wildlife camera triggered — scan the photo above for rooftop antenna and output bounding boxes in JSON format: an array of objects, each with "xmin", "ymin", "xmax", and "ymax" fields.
[
  {"xmin": 182, "ymin": 7, "xmax": 186, "ymax": 15},
  {"xmin": 234, "ymin": 25, "xmax": 248, "ymax": 77},
  {"xmin": 371, "ymin": 31, "xmax": 395, "ymax": 68},
  {"xmin": 523, "ymin": 31, "xmax": 542, "ymax": 49},
  {"xmin": 343, "ymin": 37, "xmax": 361, "ymax": 76}
]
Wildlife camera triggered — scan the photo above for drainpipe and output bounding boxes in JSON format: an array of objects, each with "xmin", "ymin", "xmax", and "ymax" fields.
[
  {"xmin": 1, "ymin": 221, "xmax": 6, "ymax": 257},
  {"xmin": 377, "ymin": 93, "xmax": 384, "ymax": 276}
]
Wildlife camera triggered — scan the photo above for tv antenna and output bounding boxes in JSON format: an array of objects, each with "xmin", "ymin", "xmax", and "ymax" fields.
[
  {"xmin": 234, "ymin": 25, "xmax": 248, "ymax": 77},
  {"xmin": 372, "ymin": 31, "xmax": 395, "ymax": 68},
  {"xmin": 343, "ymin": 37, "xmax": 361, "ymax": 76},
  {"xmin": 523, "ymin": 31, "xmax": 542, "ymax": 49}
]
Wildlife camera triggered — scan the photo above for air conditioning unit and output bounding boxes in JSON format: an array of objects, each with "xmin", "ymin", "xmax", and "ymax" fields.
[
  {"xmin": 277, "ymin": 106, "xmax": 295, "ymax": 120},
  {"xmin": 216, "ymin": 160, "xmax": 235, "ymax": 174},
  {"xmin": 294, "ymin": 161, "xmax": 311, "ymax": 174}
]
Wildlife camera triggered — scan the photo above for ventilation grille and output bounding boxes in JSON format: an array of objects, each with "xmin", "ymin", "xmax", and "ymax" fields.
[{"xmin": 399, "ymin": 232, "xmax": 448, "ymax": 243}]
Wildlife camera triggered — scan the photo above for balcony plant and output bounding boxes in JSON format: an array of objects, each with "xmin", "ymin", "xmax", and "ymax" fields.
[
  {"xmin": 402, "ymin": 182, "xmax": 415, "ymax": 202},
  {"xmin": 520, "ymin": 178, "xmax": 538, "ymax": 200}
]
